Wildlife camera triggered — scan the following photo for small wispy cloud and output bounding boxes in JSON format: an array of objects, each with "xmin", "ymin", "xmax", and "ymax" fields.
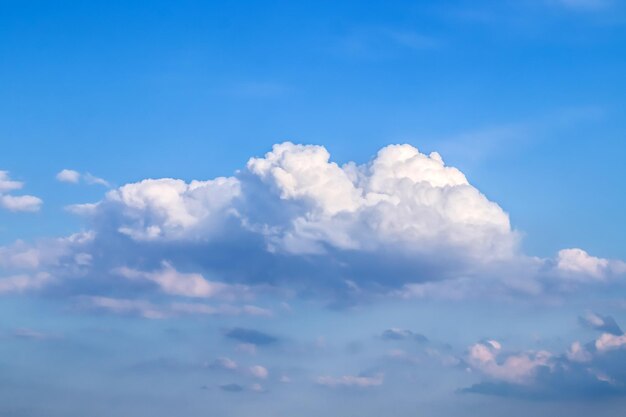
[
  {"xmin": 335, "ymin": 26, "xmax": 441, "ymax": 59},
  {"xmin": 56, "ymin": 169, "xmax": 110, "ymax": 187},
  {"xmin": 0, "ymin": 171, "xmax": 42, "ymax": 212},
  {"xmin": 316, "ymin": 373, "xmax": 384, "ymax": 388},
  {"xmin": 77, "ymin": 296, "xmax": 272, "ymax": 319},
  {"xmin": 56, "ymin": 169, "xmax": 80, "ymax": 183},
  {"xmin": 0, "ymin": 273, "xmax": 52, "ymax": 294}
]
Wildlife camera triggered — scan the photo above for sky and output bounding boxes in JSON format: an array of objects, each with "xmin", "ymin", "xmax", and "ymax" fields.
[{"xmin": 1, "ymin": 0, "xmax": 626, "ymax": 415}]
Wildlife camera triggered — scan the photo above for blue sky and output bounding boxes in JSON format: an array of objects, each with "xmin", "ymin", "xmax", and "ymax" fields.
[{"xmin": 1, "ymin": 0, "xmax": 626, "ymax": 416}]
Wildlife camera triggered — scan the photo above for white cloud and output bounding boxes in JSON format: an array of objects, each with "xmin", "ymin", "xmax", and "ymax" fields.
[
  {"xmin": 0, "ymin": 273, "xmax": 53, "ymax": 294},
  {"xmin": 0, "ymin": 194, "xmax": 43, "ymax": 212},
  {"xmin": 316, "ymin": 373, "xmax": 384, "ymax": 388},
  {"xmin": 557, "ymin": 248, "xmax": 626, "ymax": 281},
  {"xmin": 56, "ymin": 169, "xmax": 110, "ymax": 187},
  {"xmin": 0, "ymin": 245, "xmax": 40, "ymax": 270},
  {"xmin": 0, "ymin": 232, "xmax": 94, "ymax": 272},
  {"xmin": 467, "ymin": 341, "xmax": 552, "ymax": 384},
  {"xmin": 249, "ymin": 365, "xmax": 269, "ymax": 379},
  {"xmin": 566, "ymin": 341, "xmax": 593, "ymax": 362},
  {"xmin": 56, "ymin": 169, "xmax": 81, "ymax": 183},
  {"xmin": 74, "ymin": 141, "xmax": 519, "ymax": 292},
  {"xmin": 114, "ymin": 261, "xmax": 238, "ymax": 299},
  {"xmin": 247, "ymin": 142, "xmax": 514, "ymax": 257},
  {"xmin": 105, "ymin": 177, "xmax": 240, "ymax": 240},
  {"xmin": 93, "ymin": 143, "xmax": 514, "ymax": 259},
  {"xmin": 2, "ymin": 143, "xmax": 624, "ymax": 301},
  {"xmin": 0, "ymin": 171, "xmax": 42, "ymax": 212},
  {"xmin": 0, "ymin": 171, "xmax": 24, "ymax": 192},
  {"xmin": 595, "ymin": 333, "xmax": 626, "ymax": 352},
  {"xmin": 212, "ymin": 357, "xmax": 238, "ymax": 370},
  {"xmin": 84, "ymin": 173, "xmax": 110, "ymax": 187}
]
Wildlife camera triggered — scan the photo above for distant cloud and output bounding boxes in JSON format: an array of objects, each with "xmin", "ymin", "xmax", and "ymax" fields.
[
  {"xmin": 56, "ymin": 169, "xmax": 110, "ymax": 187},
  {"xmin": 381, "ymin": 328, "xmax": 428, "ymax": 343},
  {"xmin": 56, "ymin": 169, "xmax": 80, "ymax": 183},
  {"xmin": 579, "ymin": 312, "xmax": 623, "ymax": 335},
  {"xmin": 557, "ymin": 248, "xmax": 626, "ymax": 281},
  {"xmin": 335, "ymin": 27, "xmax": 440, "ymax": 60},
  {"xmin": 467, "ymin": 340, "xmax": 552, "ymax": 384},
  {"xmin": 250, "ymin": 383, "xmax": 264, "ymax": 392},
  {"xmin": 0, "ymin": 171, "xmax": 24, "ymax": 192},
  {"xmin": 595, "ymin": 333, "xmax": 626, "ymax": 352},
  {"xmin": 113, "ymin": 261, "xmax": 246, "ymax": 299},
  {"xmin": 0, "ymin": 171, "xmax": 42, "ymax": 212},
  {"xmin": 0, "ymin": 273, "xmax": 52, "ymax": 294},
  {"xmin": 249, "ymin": 365, "xmax": 269, "ymax": 379},
  {"xmin": 211, "ymin": 357, "xmax": 238, "ymax": 371},
  {"xmin": 236, "ymin": 343, "xmax": 257, "ymax": 355},
  {"xmin": 78, "ymin": 296, "xmax": 271, "ymax": 319},
  {"xmin": 316, "ymin": 373, "xmax": 384, "ymax": 388},
  {"xmin": 11, "ymin": 328, "xmax": 51, "ymax": 340},
  {"xmin": 464, "ymin": 320, "xmax": 626, "ymax": 399},
  {"xmin": 0, "ymin": 194, "xmax": 42, "ymax": 212}
]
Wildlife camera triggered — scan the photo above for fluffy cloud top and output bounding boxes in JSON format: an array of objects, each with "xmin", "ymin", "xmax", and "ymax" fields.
[
  {"xmin": 557, "ymin": 248, "xmax": 626, "ymax": 280},
  {"xmin": 245, "ymin": 143, "xmax": 513, "ymax": 257},
  {"xmin": 105, "ymin": 176, "xmax": 240, "ymax": 240}
]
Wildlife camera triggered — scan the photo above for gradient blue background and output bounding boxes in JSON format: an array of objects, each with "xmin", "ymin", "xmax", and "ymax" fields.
[{"xmin": 1, "ymin": 1, "xmax": 626, "ymax": 416}]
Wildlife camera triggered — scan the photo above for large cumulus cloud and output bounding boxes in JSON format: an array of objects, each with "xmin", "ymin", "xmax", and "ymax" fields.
[
  {"xmin": 95, "ymin": 142, "xmax": 515, "ymax": 259},
  {"xmin": 72, "ymin": 143, "xmax": 518, "ymax": 293},
  {"xmin": 1, "ymin": 142, "xmax": 624, "ymax": 305}
]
